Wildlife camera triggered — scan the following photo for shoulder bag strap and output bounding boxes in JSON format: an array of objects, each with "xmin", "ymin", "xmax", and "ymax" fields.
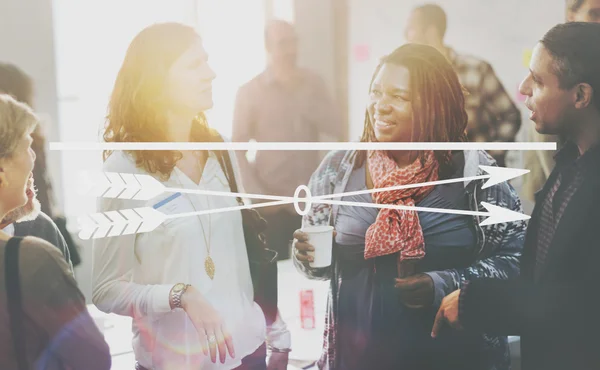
[
  {"xmin": 214, "ymin": 145, "xmax": 242, "ymax": 205},
  {"xmin": 5, "ymin": 236, "xmax": 28, "ymax": 370}
]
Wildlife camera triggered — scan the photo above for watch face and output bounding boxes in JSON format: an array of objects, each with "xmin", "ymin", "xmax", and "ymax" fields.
[{"xmin": 173, "ymin": 283, "xmax": 185, "ymax": 292}]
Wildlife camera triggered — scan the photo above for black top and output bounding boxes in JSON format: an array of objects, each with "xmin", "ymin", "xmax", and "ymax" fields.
[{"xmin": 460, "ymin": 142, "xmax": 600, "ymax": 370}]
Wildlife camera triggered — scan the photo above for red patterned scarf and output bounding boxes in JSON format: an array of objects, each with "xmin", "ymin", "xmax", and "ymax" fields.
[{"xmin": 365, "ymin": 150, "xmax": 439, "ymax": 262}]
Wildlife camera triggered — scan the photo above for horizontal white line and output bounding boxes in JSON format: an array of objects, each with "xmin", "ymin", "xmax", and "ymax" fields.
[
  {"xmin": 50, "ymin": 142, "xmax": 557, "ymax": 151},
  {"xmin": 321, "ymin": 199, "xmax": 491, "ymax": 217},
  {"xmin": 311, "ymin": 175, "xmax": 490, "ymax": 200},
  {"xmin": 168, "ymin": 187, "xmax": 290, "ymax": 202},
  {"xmin": 166, "ymin": 200, "xmax": 293, "ymax": 219},
  {"xmin": 167, "ymin": 175, "xmax": 490, "ymax": 202},
  {"xmin": 165, "ymin": 198, "xmax": 491, "ymax": 218}
]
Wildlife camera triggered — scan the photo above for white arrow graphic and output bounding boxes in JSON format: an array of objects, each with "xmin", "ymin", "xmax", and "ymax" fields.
[
  {"xmin": 169, "ymin": 198, "xmax": 530, "ymax": 224},
  {"xmin": 103, "ymin": 172, "xmax": 127, "ymax": 198},
  {"xmin": 78, "ymin": 171, "xmax": 111, "ymax": 198},
  {"xmin": 76, "ymin": 165, "xmax": 530, "ymax": 239},
  {"xmin": 479, "ymin": 202, "xmax": 531, "ymax": 226},
  {"xmin": 78, "ymin": 165, "xmax": 529, "ymax": 202},
  {"xmin": 77, "ymin": 198, "xmax": 529, "ymax": 240},
  {"xmin": 78, "ymin": 171, "xmax": 167, "ymax": 200},
  {"xmin": 78, "ymin": 207, "xmax": 167, "ymax": 240},
  {"xmin": 313, "ymin": 165, "xmax": 529, "ymax": 200},
  {"xmin": 478, "ymin": 166, "xmax": 529, "ymax": 189}
]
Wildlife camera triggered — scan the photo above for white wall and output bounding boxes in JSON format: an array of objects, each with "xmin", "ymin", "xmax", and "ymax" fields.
[
  {"xmin": 347, "ymin": 0, "xmax": 565, "ymax": 141},
  {"xmin": 199, "ymin": 0, "xmax": 267, "ymax": 138},
  {"xmin": 294, "ymin": 0, "xmax": 350, "ymax": 146},
  {"xmin": 0, "ymin": 0, "xmax": 64, "ymax": 209},
  {"xmin": 295, "ymin": 0, "xmax": 337, "ymax": 96}
]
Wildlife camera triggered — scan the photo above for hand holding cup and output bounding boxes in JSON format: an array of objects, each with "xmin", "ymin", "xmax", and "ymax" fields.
[{"xmin": 293, "ymin": 226, "xmax": 336, "ymax": 267}]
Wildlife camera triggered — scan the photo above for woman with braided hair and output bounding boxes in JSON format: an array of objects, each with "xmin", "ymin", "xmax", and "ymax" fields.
[{"xmin": 292, "ymin": 43, "xmax": 526, "ymax": 370}]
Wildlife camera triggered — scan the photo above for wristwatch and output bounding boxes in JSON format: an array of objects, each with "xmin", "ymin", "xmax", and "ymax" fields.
[
  {"xmin": 170, "ymin": 283, "xmax": 191, "ymax": 309},
  {"xmin": 268, "ymin": 346, "xmax": 292, "ymax": 353}
]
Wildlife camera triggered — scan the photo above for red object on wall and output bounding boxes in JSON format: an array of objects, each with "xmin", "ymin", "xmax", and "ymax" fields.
[{"xmin": 300, "ymin": 289, "xmax": 315, "ymax": 330}]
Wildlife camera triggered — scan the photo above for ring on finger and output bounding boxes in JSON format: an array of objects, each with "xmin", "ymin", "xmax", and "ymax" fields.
[{"xmin": 207, "ymin": 334, "xmax": 217, "ymax": 344}]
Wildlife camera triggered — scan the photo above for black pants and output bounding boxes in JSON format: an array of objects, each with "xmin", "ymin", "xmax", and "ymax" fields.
[
  {"xmin": 234, "ymin": 343, "xmax": 267, "ymax": 370},
  {"xmin": 260, "ymin": 210, "xmax": 302, "ymax": 261}
]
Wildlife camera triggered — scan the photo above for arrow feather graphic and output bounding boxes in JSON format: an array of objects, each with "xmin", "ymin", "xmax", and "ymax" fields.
[
  {"xmin": 78, "ymin": 171, "xmax": 111, "ymax": 198},
  {"xmin": 89, "ymin": 213, "xmax": 112, "ymax": 239},
  {"xmin": 117, "ymin": 173, "xmax": 141, "ymax": 199},
  {"xmin": 77, "ymin": 214, "xmax": 97, "ymax": 240},
  {"xmin": 80, "ymin": 172, "xmax": 166, "ymax": 201},
  {"xmin": 78, "ymin": 199, "xmax": 529, "ymax": 240},
  {"xmin": 77, "ymin": 165, "xmax": 531, "ymax": 239},
  {"xmin": 135, "ymin": 207, "xmax": 168, "ymax": 233},
  {"xmin": 133, "ymin": 173, "xmax": 166, "ymax": 200},
  {"xmin": 103, "ymin": 172, "xmax": 126, "ymax": 198},
  {"xmin": 80, "ymin": 165, "xmax": 529, "ymax": 202},
  {"xmin": 120, "ymin": 209, "xmax": 143, "ymax": 235},
  {"xmin": 105, "ymin": 211, "xmax": 127, "ymax": 237},
  {"xmin": 78, "ymin": 207, "xmax": 166, "ymax": 240}
]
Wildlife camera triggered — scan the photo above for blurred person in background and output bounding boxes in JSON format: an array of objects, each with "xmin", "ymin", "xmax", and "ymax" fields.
[
  {"xmin": 567, "ymin": 0, "xmax": 600, "ymax": 21},
  {"xmin": 93, "ymin": 23, "xmax": 290, "ymax": 370},
  {"xmin": 0, "ymin": 62, "xmax": 81, "ymax": 267},
  {"xmin": 293, "ymin": 44, "xmax": 526, "ymax": 370},
  {"xmin": 232, "ymin": 19, "xmax": 344, "ymax": 261},
  {"xmin": 0, "ymin": 94, "xmax": 110, "ymax": 370},
  {"xmin": 404, "ymin": 4, "xmax": 521, "ymax": 167}
]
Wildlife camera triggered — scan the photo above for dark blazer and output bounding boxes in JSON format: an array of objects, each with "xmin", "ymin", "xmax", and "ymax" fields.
[
  {"xmin": 460, "ymin": 143, "xmax": 600, "ymax": 370},
  {"xmin": 13, "ymin": 212, "xmax": 73, "ymax": 269}
]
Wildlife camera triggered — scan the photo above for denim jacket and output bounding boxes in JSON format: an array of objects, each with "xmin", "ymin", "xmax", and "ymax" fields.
[{"xmin": 293, "ymin": 150, "xmax": 526, "ymax": 370}]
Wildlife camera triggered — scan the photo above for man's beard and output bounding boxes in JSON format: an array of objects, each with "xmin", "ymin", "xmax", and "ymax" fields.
[{"xmin": 1, "ymin": 189, "xmax": 41, "ymax": 226}]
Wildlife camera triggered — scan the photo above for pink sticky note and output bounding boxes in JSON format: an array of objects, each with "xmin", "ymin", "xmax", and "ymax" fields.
[{"xmin": 354, "ymin": 44, "xmax": 370, "ymax": 62}]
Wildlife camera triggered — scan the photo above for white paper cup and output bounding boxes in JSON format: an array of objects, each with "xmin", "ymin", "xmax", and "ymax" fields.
[{"xmin": 302, "ymin": 225, "xmax": 334, "ymax": 268}]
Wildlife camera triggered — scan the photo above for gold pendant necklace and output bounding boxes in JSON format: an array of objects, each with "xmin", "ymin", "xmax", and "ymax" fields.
[
  {"xmin": 204, "ymin": 255, "xmax": 215, "ymax": 280},
  {"xmin": 187, "ymin": 195, "xmax": 214, "ymax": 279},
  {"xmin": 198, "ymin": 194, "xmax": 214, "ymax": 279},
  {"xmin": 176, "ymin": 157, "xmax": 215, "ymax": 279}
]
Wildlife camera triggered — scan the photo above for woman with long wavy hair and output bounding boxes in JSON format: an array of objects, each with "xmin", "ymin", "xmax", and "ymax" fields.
[
  {"xmin": 92, "ymin": 23, "xmax": 290, "ymax": 370},
  {"xmin": 293, "ymin": 44, "xmax": 527, "ymax": 370}
]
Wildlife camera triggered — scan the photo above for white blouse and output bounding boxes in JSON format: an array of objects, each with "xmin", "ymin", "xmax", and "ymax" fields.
[{"xmin": 92, "ymin": 150, "xmax": 289, "ymax": 369}]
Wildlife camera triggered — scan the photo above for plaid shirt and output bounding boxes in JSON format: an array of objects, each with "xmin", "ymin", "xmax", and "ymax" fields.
[
  {"xmin": 534, "ymin": 143, "xmax": 585, "ymax": 280},
  {"xmin": 448, "ymin": 48, "xmax": 522, "ymax": 166},
  {"xmin": 294, "ymin": 150, "xmax": 526, "ymax": 370}
]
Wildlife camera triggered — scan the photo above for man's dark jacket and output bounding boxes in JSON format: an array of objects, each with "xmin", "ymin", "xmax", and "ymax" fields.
[{"xmin": 460, "ymin": 143, "xmax": 600, "ymax": 370}]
